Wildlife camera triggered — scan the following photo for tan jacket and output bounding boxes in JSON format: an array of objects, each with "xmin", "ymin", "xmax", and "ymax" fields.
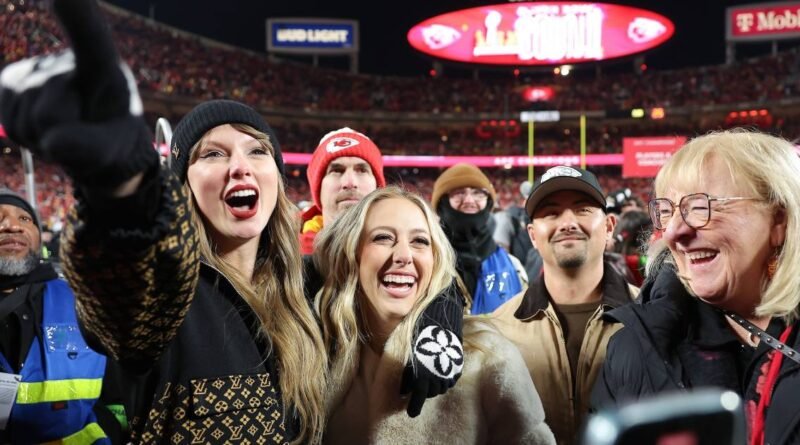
[
  {"xmin": 489, "ymin": 262, "xmax": 637, "ymax": 445},
  {"xmin": 325, "ymin": 321, "xmax": 556, "ymax": 445}
]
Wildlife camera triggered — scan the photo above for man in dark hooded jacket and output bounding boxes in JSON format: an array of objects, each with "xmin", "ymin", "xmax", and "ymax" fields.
[{"xmin": 431, "ymin": 163, "xmax": 527, "ymax": 314}]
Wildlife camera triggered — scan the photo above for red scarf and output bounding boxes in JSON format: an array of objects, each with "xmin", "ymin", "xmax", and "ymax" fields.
[{"xmin": 749, "ymin": 325, "xmax": 793, "ymax": 445}]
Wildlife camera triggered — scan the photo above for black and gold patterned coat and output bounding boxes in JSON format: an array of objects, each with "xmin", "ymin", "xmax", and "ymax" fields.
[{"xmin": 62, "ymin": 165, "xmax": 294, "ymax": 444}]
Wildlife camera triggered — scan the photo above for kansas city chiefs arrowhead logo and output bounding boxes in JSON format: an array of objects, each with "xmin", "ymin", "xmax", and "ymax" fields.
[{"xmin": 326, "ymin": 137, "xmax": 360, "ymax": 153}]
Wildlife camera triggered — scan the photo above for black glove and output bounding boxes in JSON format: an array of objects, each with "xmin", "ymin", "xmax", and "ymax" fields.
[
  {"xmin": 400, "ymin": 281, "xmax": 465, "ymax": 417},
  {"xmin": 0, "ymin": 0, "xmax": 157, "ymax": 188}
]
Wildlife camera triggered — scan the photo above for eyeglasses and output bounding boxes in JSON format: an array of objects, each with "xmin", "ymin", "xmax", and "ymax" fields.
[
  {"xmin": 448, "ymin": 187, "xmax": 489, "ymax": 204},
  {"xmin": 648, "ymin": 193, "xmax": 760, "ymax": 231}
]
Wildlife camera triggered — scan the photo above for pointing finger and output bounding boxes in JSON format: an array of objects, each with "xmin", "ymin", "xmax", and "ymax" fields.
[{"xmin": 52, "ymin": 0, "xmax": 119, "ymax": 83}]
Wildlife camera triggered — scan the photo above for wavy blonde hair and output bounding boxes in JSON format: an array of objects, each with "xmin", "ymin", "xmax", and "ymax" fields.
[
  {"xmin": 312, "ymin": 187, "xmax": 460, "ymax": 395},
  {"xmin": 186, "ymin": 123, "xmax": 327, "ymax": 444},
  {"xmin": 654, "ymin": 128, "xmax": 800, "ymax": 322}
]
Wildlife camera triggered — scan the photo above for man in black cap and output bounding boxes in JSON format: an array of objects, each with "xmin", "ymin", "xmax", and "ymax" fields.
[
  {"xmin": 489, "ymin": 166, "xmax": 637, "ymax": 445},
  {"xmin": 0, "ymin": 189, "xmax": 125, "ymax": 443}
]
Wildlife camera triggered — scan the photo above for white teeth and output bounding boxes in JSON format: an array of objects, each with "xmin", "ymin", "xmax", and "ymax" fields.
[
  {"xmin": 383, "ymin": 274, "xmax": 415, "ymax": 284},
  {"xmin": 228, "ymin": 189, "xmax": 256, "ymax": 198},
  {"xmin": 686, "ymin": 251, "xmax": 717, "ymax": 261}
]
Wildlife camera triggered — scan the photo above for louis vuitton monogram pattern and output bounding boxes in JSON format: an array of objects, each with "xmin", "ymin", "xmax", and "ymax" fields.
[
  {"xmin": 63, "ymin": 166, "xmax": 200, "ymax": 364},
  {"xmin": 129, "ymin": 373, "xmax": 290, "ymax": 444}
]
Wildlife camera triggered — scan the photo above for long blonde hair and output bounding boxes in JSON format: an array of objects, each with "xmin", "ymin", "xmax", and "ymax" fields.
[
  {"xmin": 654, "ymin": 128, "xmax": 800, "ymax": 322},
  {"xmin": 313, "ymin": 187, "xmax": 460, "ymax": 392},
  {"xmin": 186, "ymin": 123, "xmax": 327, "ymax": 444}
]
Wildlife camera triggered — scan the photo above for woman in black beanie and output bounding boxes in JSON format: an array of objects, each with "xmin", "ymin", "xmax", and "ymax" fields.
[
  {"xmin": 1, "ymin": 26, "xmax": 328, "ymax": 437},
  {"xmin": 61, "ymin": 99, "xmax": 328, "ymax": 444},
  {"xmin": 0, "ymin": 1, "xmax": 323, "ymax": 441}
]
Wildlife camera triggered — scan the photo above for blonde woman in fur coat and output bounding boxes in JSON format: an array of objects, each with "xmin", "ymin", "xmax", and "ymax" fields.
[{"xmin": 313, "ymin": 187, "xmax": 556, "ymax": 445}]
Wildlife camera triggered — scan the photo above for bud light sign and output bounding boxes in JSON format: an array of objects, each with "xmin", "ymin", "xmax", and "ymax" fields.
[
  {"xmin": 267, "ymin": 19, "xmax": 358, "ymax": 54},
  {"xmin": 407, "ymin": 2, "xmax": 674, "ymax": 65}
]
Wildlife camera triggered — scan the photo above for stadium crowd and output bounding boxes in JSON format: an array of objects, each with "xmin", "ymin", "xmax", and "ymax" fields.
[{"xmin": 3, "ymin": 0, "xmax": 800, "ymax": 115}]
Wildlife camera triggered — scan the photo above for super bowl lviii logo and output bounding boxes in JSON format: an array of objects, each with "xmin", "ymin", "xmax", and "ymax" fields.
[{"xmin": 407, "ymin": 2, "xmax": 675, "ymax": 66}]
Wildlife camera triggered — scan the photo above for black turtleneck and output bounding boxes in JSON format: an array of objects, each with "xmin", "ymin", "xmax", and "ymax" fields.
[
  {"xmin": 0, "ymin": 261, "xmax": 58, "ymax": 372},
  {"xmin": 437, "ymin": 199, "xmax": 498, "ymax": 298}
]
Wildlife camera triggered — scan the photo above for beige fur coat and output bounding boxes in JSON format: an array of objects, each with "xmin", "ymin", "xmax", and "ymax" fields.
[{"xmin": 325, "ymin": 321, "xmax": 556, "ymax": 444}]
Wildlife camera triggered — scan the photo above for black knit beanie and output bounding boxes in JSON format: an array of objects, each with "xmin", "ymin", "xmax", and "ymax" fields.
[
  {"xmin": 0, "ymin": 188, "xmax": 40, "ymax": 230},
  {"xmin": 170, "ymin": 100, "xmax": 285, "ymax": 183}
]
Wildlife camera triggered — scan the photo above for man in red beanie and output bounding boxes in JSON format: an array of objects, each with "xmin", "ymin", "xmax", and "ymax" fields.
[{"xmin": 300, "ymin": 127, "xmax": 386, "ymax": 254}]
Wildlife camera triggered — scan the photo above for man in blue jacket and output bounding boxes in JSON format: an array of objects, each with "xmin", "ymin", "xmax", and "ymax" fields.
[{"xmin": 0, "ymin": 189, "xmax": 124, "ymax": 444}]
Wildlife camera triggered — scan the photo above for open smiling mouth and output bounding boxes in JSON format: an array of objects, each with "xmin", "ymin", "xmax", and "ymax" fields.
[
  {"xmin": 225, "ymin": 189, "xmax": 259, "ymax": 218},
  {"xmin": 383, "ymin": 274, "xmax": 415, "ymax": 289},
  {"xmin": 687, "ymin": 250, "xmax": 717, "ymax": 265},
  {"xmin": 381, "ymin": 274, "xmax": 417, "ymax": 298}
]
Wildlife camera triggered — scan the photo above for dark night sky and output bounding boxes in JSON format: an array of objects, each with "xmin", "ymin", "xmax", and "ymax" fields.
[{"xmin": 105, "ymin": 0, "xmax": 789, "ymax": 77}]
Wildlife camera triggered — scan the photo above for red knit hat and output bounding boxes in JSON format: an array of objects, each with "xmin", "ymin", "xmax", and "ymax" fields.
[{"xmin": 306, "ymin": 128, "xmax": 386, "ymax": 210}]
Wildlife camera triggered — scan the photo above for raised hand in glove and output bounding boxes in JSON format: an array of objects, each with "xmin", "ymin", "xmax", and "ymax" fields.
[
  {"xmin": 400, "ymin": 281, "xmax": 466, "ymax": 417},
  {"xmin": 0, "ymin": 0, "xmax": 157, "ymax": 188}
]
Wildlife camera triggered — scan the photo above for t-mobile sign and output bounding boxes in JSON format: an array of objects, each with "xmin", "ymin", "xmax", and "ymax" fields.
[{"xmin": 728, "ymin": 2, "xmax": 800, "ymax": 41}]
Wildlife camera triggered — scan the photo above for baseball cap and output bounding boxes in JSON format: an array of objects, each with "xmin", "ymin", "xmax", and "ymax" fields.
[{"xmin": 525, "ymin": 166, "xmax": 606, "ymax": 217}]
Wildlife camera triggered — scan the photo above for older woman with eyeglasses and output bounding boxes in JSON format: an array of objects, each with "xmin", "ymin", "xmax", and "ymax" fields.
[{"xmin": 591, "ymin": 129, "xmax": 800, "ymax": 445}]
